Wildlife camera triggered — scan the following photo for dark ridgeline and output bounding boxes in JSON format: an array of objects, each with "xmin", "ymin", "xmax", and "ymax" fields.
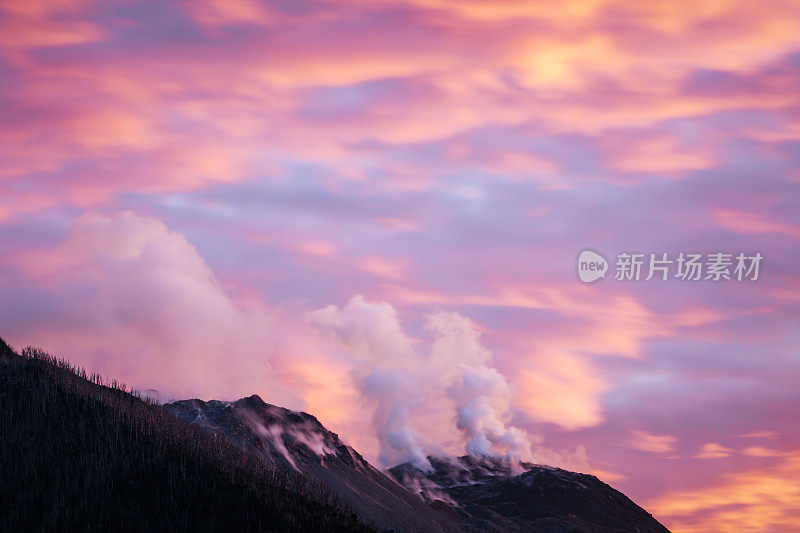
[
  {"xmin": 165, "ymin": 396, "xmax": 461, "ymax": 533},
  {"xmin": 166, "ymin": 395, "xmax": 672, "ymax": 533},
  {"xmin": 0, "ymin": 337, "xmax": 672, "ymax": 532},
  {"xmin": 0, "ymin": 338, "xmax": 370, "ymax": 533},
  {"xmin": 389, "ymin": 455, "xmax": 672, "ymax": 533}
]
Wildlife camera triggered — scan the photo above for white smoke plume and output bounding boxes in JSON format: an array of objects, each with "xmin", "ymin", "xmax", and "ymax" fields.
[
  {"xmin": 448, "ymin": 367, "xmax": 532, "ymax": 458},
  {"xmin": 2, "ymin": 212, "xmax": 579, "ymax": 472},
  {"xmin": 306, "ymin": 296, "xmax": 532, "ymax": 467},
  {"xmin": 307, "ymin": 296, "xmax": 430, "ymax": 468},
  {"xmin": 360, "ymin": 368, "xmax": 429, "ymax": 469},
  {"xmin": 287, "ymin": 427, "xmax": 335, "ymax": 457},
  {"xmin": 0, "ymin": 211, "xmax": 294, "ymax": 404},
  {"xmin": 392, "ymin": 470, "xmax": 458, "ymax": 506},
  {"xmin": 242, "ymin": 409, "xmax": 300, "ymax": 470},
  {"xmin": 263, "ymin": 425, "xmax": 298, "ymax": 470},
  {"xmin": 426, "ymin": 312, "xmax": 532, "ymax": 460}
]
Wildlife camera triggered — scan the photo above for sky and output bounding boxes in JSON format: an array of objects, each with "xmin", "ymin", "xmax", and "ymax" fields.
[{"xmin": 1, "ymin": 1, "xmax": 799, "ymax": 531}]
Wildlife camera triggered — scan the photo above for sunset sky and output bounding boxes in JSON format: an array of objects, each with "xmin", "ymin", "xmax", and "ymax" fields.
[{"xmin": 2, "ymin": 1, "xmax": 800, "ymax": 531}]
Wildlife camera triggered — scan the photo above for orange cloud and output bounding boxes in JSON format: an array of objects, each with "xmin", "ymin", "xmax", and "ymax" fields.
[
  {"xmin": 0, "ymin": 0, "xmax": 104, "ymax": 50},
  {"xmin": 391, "ymin": 0, "xmax": 606, "ymax": 23},
  {"xmin": 694, "ymin": 442, "xmax": 734, "ymax": 459},
  {"xmin": 186, "ymin": 0, "xmax": 275, "ymax": 29},
  {"xmin": 737, "ymin": 430, "xmax": 780, "ymax": 439},
  {"xmin": 0, "ymin": 0, "xmax": 798, "ymax": 221},
  {"xmin": 516, "ymin": 353, "xmax": 609, "ymax": 429},
  {"xmin": 713, "ymin": 209, "xmax": 800, "ymax": 240},
  {"xmin": 386, "ymin": 283, "xmax": 673, "ymax": 429},
  {"xmin": 624, "ymin": 430, "xmax": 678, "ymax": 454},
  {"xmin": 357, "ymin": 255, "xmax": 407, "ymax": 281},
  {"xmin": 650, "ymin": 452, "xmax": 800, "ymax": 532},
  {"xmin": 742, "ymin": 446, "xmax": 792, "ymax": 458},
  {"xmin": 605, "ymin": 134, "xmax": 717, "ymax": 174}
]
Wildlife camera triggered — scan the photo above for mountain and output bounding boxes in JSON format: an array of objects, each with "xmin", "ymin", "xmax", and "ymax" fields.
[
  {"xmin": 165, "ymin": 397, "xmax": 670, "ymax": 533},
  {"xmin": 165, "ymin": 396, "xmax": 460, "ymax": 533},
  {"xmin": 389, "ymin": 455, "xmax": 671, "ymax": 532},
  {"xmin": 0, "ymin": 339, "xmax": 370, "ymax": 532},
  {"xmin": 0, "ymin": 337, "xmax": 670, "ymax": 532}
]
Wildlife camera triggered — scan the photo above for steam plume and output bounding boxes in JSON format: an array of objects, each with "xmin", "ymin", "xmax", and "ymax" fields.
[{"xmin": 307, "ymin": 296, "xmax": 532, "ymax": 466}]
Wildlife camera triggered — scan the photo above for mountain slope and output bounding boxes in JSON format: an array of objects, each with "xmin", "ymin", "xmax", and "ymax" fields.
[
  {"xmin": 0, "ymin": 339, "xmax": 370, "ymax": 532},
  {"xmin": 389, "ymin": 455, "xmax": 671, "ymax": 533},
  {"xmin": 0, "ymin": 337, "xmax": 670, "ymax": 533},
  {"xmin": 166, "ymin": 395, "xmax": 460, "ymax": 533}
]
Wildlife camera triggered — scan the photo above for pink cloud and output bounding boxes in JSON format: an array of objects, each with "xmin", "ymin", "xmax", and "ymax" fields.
[
  {"xmin": 713, "ymin": 209, "xmax": 800, "ymax": 240},
  {"xmin": 1, "ymin": 1, "xmax": 800, "ymax": 529},
  {"xmin": 624, "ymin": 430, "xmax": 678, "ymax": 454},
  {"xmin": 1, "ymin": 212, "xmax": 291, "ymax": 403},
  {"xmin": 0, "ymin": 0, "xmax": 105, "ymax": 51},
  {"xmin": 186, "ymin": 0, "xmax": 275, "ymax": 29},
  {"xmin": 694, "ymin": 442, "xmax": 734, "ymax": 459}
]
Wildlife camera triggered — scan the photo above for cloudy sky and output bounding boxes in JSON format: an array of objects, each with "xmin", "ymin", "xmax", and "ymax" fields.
[{"xmin": 1, "ymin": 1, "xmax": 799, "ymax": 531}]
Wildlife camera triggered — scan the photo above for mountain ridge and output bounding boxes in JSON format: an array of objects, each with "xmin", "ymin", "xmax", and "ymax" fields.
[
  {"xmin": 165, "ymin": 395, "xmax": 461, "ymax": 533},
  {"xmin": 389, "ymin": 455, "xmax": 671, "ymax": 532},
  {"xmin": 0, "ymin": 339, "xmax": 370, "ymax": 532},
  {"xmin": 1, "ymin": 338, "xmax": 671, "ymax": 532},
  {"xmin": 167, "ymin": 393, "xmax": 671, "ymax": 533}
]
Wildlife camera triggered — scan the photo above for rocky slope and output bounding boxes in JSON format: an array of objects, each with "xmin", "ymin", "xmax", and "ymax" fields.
[
  {"xmin": 165, "ymin": 395, "xmax": 460, "ymax": 533},
  {"xmin": 166, "ymin": 395, "xmax": 670, "ymax": 533},
  {"xmin": 389, "ymin": 455, "xmax": 671, "ymax": 532}
]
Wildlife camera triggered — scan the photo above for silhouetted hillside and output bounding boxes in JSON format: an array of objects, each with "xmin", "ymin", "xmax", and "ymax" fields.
[
  {"xmin": 166, "ymin": 396, "xmax": 460, "ymax": 532},
  {"xmin": 0, "ymin": 338, "xmax": 370, "ymax": 532},
  {"xmin": 390, "ymin": 455, "xmax": 671, "ymax": 532}
]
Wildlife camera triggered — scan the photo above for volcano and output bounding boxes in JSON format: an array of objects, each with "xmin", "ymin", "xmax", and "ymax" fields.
[
  {"xmin": 167, "ymin": 395, "xmax": 671, "ymax": 533},
  {"xmin": 389, "ymin": 454, "xmax": 670, "ymax": 532}
]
